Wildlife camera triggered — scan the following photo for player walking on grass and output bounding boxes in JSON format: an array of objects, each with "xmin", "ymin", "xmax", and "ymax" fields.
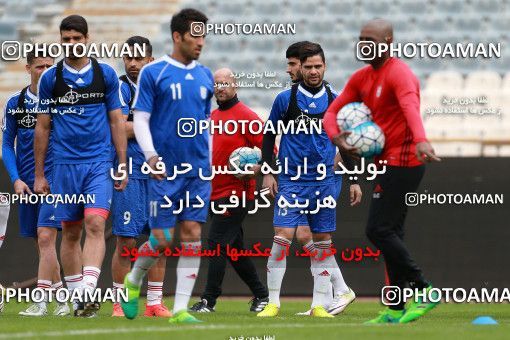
[
  {"xmin": 2, "ymin": 51, "xmax": 69, "ymax": 317},
  {"xmin": 35, "ymin": 15, "xmax": 128, "ymax": 317},
  {"xmin": 190, "ymin": 68, "xmax": 269, "ymax": 313},
  {"xmin": 121, "ymin": 8, "xmax": 213, "ymax": 324},
  {"xmin": 323, "ymin": 19, "xmax": 441, "ymax": 324},
  {"xmin": 285, "ymin": 41, "xmax": 360, "ymax": 316},
  {"xmin": 257, "ymin": 43, "xmax": 359, "ymax": 318},
  {"xmin": 111, "ymin": 36, "xmax": 171, "ymax": 318}
]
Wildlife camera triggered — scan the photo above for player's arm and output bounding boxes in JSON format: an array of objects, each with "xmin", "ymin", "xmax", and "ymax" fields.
[
  {"xmin": 261, "ymin": 93, "xmax": 287, "ymax": 198},
  {"xmin": 34, "ymin": 114, "xmax": 51, "ymax": 194},
  {"xmin": 391, "ymin": 70, "xmax": 440, "ymax": 163},
  {"xmin": 323, "ymin": 76, "xmax": 362, "ymax": 155},
  {"xmin": 109, "ymin": 108, "xmax": 128, "ymax": 188},
  {"xmin": 2, "ymin": 99, "xmax": 31, "ymax": 194},
  {"xmin": 131, "ymin": 65, "xmax": 165, "ymax": 180},
  {"xmin": 34, "ymin": 71, "xmax": 53, "ymax": 194},
  {"xmin": 120, "ymin": 82, "xmax": 135, "ymax": 139},
  {"xmin": 104, "ymin": 66, "xmax": 128, "ymax": 190},
  {"xmin": 332, "ymin": 148, "xmax": 362, "ymax": 206}
]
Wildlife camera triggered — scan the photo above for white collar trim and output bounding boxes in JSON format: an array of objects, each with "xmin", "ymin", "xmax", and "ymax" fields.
[
  {"xmin": 163, "ymin": 55, "xmax": 197, "ymax": 69},
  {"xmin": 298, "ymin": 84, "xmax": 326, "ymax": 98},
  {"xmin": 26, "ymin": 87, "xmax": 38, "ymax": 101},
  {"xmin": 126, "ymin": 75, "xmax": 138, "ymax": 89},
  {"xmin": 63, "ymin": 59, "xmax": 92, "ymax": 74}
]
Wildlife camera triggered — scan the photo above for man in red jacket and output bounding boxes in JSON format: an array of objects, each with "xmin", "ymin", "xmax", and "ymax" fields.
[
  {"xmin": 190, "ymin": 68, "xmax": 269, "ymax": 313},
  {"xmin": 323, "ymin": 19, "xmax": 441, "ymax": 324}
]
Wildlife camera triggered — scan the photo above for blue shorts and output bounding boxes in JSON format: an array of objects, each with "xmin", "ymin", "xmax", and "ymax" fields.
[
  {"xmin": 296, "ymin": 176, "xmax": 343, "ymax": 227},
  {"xmin": 112, "ymin": 178, "xmax": 150, "ymax": 237},
  {"xmin": 274, "ymin": 179, "xmax": 342, "ymax": 233},
  {"xmin": 52, "ymin": 161, "xmax": 113, "ymax": 221},
  {"xmin": 19, "ymin": 201, "xmax": 60, "ymax": 238},
  {"xmin": 149, "ymin": 177, "xmax": 211, "ymax": 229}
]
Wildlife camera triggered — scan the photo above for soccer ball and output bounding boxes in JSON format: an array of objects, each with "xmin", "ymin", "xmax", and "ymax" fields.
[
  {"xmin": 336, "ymin": 102, "xmax": 372, "ymax": 130},
  {"xmin": 228, "ymin": 147, "xmax": 261, "ymax": 178},
  {"xmin": 345, "ymin": 121, "xmax": 385, "ymax": 158},
  {"xmin": 0, "ymin": 283, "xmax": 4, "ymax": 313}
]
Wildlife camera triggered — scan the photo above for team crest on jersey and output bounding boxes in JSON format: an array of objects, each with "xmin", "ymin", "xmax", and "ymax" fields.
[
  {"xmin": 376, "ymin": 85, "xmax": 382, "ymax": 98},
  {"xmin": 200, "ymin": 86, "xmax": 208, "ymax": 100}
]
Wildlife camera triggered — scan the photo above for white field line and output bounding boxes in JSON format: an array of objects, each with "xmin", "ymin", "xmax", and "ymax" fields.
[{"xmin": 0, "ymin": 322, "xmax": 367, "ymax": 338}]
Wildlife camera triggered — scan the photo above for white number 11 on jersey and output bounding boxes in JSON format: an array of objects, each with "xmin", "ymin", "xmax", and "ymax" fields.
[{"xmin": 170, "ymin": 83, "xmax": 182, "ymax": 100}]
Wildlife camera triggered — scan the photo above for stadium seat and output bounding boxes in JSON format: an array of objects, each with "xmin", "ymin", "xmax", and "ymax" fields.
[
  {"xmin": 359, "ymin": 0, "xmax": 394, "ymax": 16},
  {"xmin": 465, "ymin": 71, "xmax": 501, "ymax": 90},
  {"xmin": 0, "ymin": 21, "xmax": 16, "ymax": 40},
  {"xmin": 216, "ymin": 2, "xmax": 244, "ymax": 16},
  {"xmin": 453, "ymin": 17, "xmax": 484, "ymax": 32},
  {"xmin": 324, "ymin": 0, "xmax": 356, "ymax": 17},
  {"xmin": 416, "ymin": 17, "xmax": 451, "ymax": 32},
  {"xmin": 398, "ymin": 1, "xmax": 429, "ymax": 15},
  {"xmin": 434, "ymin": 0, "xmax": 469, "ymax": 14},
  {"xmin": 252, "ymin": 2, "xmax": 281, "ymax": 16},
  {"xmin": 502, "ymin": 73, "xmax": 510, "ymax": 90},
  {"xmin": 426, "ymin": 71, "xmax": 464, "ymax": 90},
  {"xmin": 476, "ymin": 0, "xmax": 504, "ymax": 14}
]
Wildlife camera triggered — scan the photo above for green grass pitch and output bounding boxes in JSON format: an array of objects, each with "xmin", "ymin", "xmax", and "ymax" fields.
[{"xmin": 1, "ymin": 299, "xmax": 509, "ymax": 339}]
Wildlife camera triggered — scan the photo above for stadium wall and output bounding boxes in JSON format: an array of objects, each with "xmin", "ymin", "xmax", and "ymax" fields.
[{"xmin": 0, "ymin": 158, "xmax": 508, "ymax": 296}]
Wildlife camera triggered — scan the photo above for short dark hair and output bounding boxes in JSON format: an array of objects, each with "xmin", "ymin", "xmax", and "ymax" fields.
[
  {"xmin": 170, "ymin": 8, "xmax": 208, "ymax": 39},
  {"xmin": 299, "ymin": 42, "xmax": 325, "ymax": 64},
  {"xmin": 60, "ymin": 15, "xmax": 88, "ymax": 36},
  {"xmin": 125, "ymin": 36, "xmax": 152, "ymax": 57},
  {"xmin": 26, "ymin": 48, "xmax": 54, "ymax": 65},
  {"xmin": 286, "ymin": 41, "xmax": 312, "ymax": 59}
]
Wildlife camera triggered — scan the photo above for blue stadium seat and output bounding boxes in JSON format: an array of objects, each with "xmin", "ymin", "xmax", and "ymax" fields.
[
  {"xmin": 359, "ymin": 0, "xmax": 394, "ymax": 16},
  {"xmin": 416, "ymin": 17, "xmax": 452, "ymax": 32},
  {"xmin": 0, "ymin": 21, "xmax": 16, "ymax": 40}
]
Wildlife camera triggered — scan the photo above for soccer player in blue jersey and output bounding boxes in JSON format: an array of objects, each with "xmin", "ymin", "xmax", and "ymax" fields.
[
  {"xmin": 34, "ymin": 15, "xmax": 128, "ymax": 317},
  {"xmin": 120, "ymin": 8, "xmax": 213, "ymax": 324},
  {"xmin": 2, "ymin": 51, "xmax": 69, "ymax": 316},
  {"xmin": 111, "ymin": 36, "xmax": 171, "ymax": 318},
  {"xmin": 257, "ymin": 43, "xmax": 359, "ymax": 318}
]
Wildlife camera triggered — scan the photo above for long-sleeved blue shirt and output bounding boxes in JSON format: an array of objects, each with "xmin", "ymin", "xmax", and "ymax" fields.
[{"xmin": 2, "ymin": 87, "xmax": 53, "ymax": 187}]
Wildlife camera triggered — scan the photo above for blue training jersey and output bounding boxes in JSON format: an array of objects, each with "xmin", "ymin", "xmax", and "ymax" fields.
[
  {"xmin": 268, "ymin": 83, "xmax": 337, "ymax": 185},
  {"xmin": 119, "ymin": 77, "xmax": 146, "ymax": 179},
  {"xmin": 37, "ymin": 58, "xmax": 123, "ymax": 164},
  {"xmin": 132, "ymin": 55, "xmax": 214, "ymax": 177},
  {"xmin": 1, "ymin": 87, "xmax": 53, "ymax": 186}
]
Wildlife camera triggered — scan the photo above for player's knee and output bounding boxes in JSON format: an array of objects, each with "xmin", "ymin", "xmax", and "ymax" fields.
[
  {"xmin": 296, "ymin": 228, "xmax": 312, "ymax": 245},
  {"xmin": 37, "ymin": 229, "xmax": 54, "ymax": 250},
  {"xmin": 116, "ymin": 236, "xmax": 136, "ymax": 250},
  {"xmin": 180, "ymin": 224, "xmax": 201, "ymax": 241},
  {"xmin": 149, "ymin": 230, "xmax": 172, "ymax": 250},
  {"xmin": 84, "ymin": 215, "xmax": 105, "ymax": 237},
  {"xmin": 274, "ymin": 227, "xmax": 294, "ymax": 241}
]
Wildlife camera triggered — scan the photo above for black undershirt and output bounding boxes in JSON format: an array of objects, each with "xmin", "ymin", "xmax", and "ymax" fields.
[{"xmin": 217, "ymin": 94, "xmax": 239, "ymax": 111}]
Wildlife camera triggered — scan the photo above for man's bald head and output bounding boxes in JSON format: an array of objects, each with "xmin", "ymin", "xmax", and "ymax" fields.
[
  {"xmin": 360, "ymin": 18, "xmax": 393, "ymax": 43},
  {"xmin": 214, "ymin": 67, "xmax": 237, "ymax": 103},
  {"xmin": 358, "ymin": 18, "xmax": 394, "ymax": 67},
  {"xmin": 214, "ymin": 68, "xmax": 235, "ymax": 83}
]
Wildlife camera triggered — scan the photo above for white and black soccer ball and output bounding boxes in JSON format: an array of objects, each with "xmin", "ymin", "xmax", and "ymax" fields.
[
  {"xmin": 0, "ymin": 283, "xmax": 5, "ymax": 314},
  {"xmin": 336, "ymin": 102, "xmax": 372, "ymax": 131},
  {"xmin": 345, "ymin": 121, "xmax": 385, "ymax": 158},
  {"xmin": 228, "ymin": 147, "xmax": 261, "ymax": 178}
]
